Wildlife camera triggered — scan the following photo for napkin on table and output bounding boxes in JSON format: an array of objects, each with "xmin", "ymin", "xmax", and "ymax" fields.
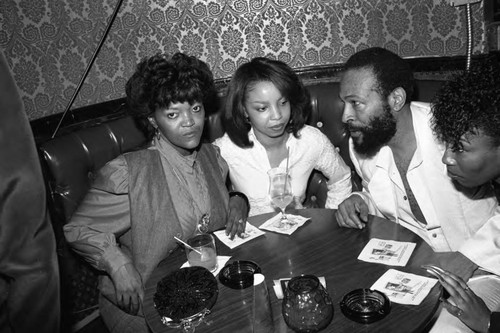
[
  {"xmin": 259, "ymin": 213, "xmax": 310, "ymax": 235},
  {"xmin": 272, "ymin": 276, "xmax": 327, "ymax": 299},
  {"xmin": 213, "ymin": 222, "xmax": 265, "ymax": 249},
  {"xmin": 357, "ymin": 238, "xmax": 416, "ymax": 267},
  {"xmin": 181, "ymin": 256, "xmax": 231, "ymax": 277},
  {"xmin": 370, "ymin": 269, "xmax": 438, "ymax": 305}
]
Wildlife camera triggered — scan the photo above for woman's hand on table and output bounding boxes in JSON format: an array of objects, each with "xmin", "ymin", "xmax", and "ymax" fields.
[
  {"xmin": 111, "ymin": 262, "xmax": 144, "ymax": 315},
  {"xmin": 226, "ymin": 193, "xmax": 249, "ymax": 240},
  {"xmin": 436, "ymin": 270, "xmax": 491, "ymax": 333},
  {"xmin": 335, "ymin": 195, "xmax": 369, "ymax": 229}
]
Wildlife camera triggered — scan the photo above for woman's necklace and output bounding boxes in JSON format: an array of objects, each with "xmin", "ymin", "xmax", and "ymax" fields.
[
  {"xmin": 171, "ymin": 162, "xmax": 211, "ymax": 233},
  {"xmin": 155, "ymin": 137, "xmax": 211, "ymax": 233}
]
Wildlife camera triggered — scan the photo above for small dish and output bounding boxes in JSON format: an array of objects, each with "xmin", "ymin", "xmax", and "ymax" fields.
[
  {"xmin": 340, "ymin": 288, "xmax": 391, "ymax": 324},
  {"xmin": 219, "ymin": 260, "xmax": 262, "ymax": 289},
  {"xmin": 154, "ymin": 266, "xmax": 218, "ymax": 328}
]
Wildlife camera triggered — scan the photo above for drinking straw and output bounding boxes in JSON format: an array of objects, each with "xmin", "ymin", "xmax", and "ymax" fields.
[
  {"xmin": 284, "ymin": 146, "xmax": 290, "ymax": 193},
  {"xmin": 174, "ymin": 236, "xmax": 202, "ymax": 254},
  {"xmin": 285, "ymin": 146, "xmax": 290, "ymax": 174}
]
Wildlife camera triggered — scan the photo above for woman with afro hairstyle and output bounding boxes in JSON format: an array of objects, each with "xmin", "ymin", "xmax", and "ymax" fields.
[
  {"xmin": 431, "ymin": 58, "xmax": 500, "ymax": 333},
  {"xmin": 64, "ymin": 53, "xmax": 248, "ymax": 333}
]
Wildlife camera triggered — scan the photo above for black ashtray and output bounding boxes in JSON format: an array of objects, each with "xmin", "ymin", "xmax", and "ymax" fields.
[
  {"xmin": 219, "ymin": 260, "xmax": 261, "ymax": 289},
  {"xmin": 340, "ymin": 289, "xmax": 391, "ymax": 324}
]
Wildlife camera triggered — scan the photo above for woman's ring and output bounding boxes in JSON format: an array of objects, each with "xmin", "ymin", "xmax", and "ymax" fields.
[
  {"xmin": 238, "ymin": 219, "xmax": 245, "ymax": 224},
  {"xmin": 457, "ymin": 309, "xmax": 464, "ymax": 317},
  {"xmin": 464, "ymin": 286, "xmax": 469, "ymax": 291}
]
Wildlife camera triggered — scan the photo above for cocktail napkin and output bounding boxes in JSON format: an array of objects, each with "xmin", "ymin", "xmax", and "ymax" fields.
[
  {"xmin": 272, "ymin": 276, "xmax": 326, "ymax": 299},
  {"xmin": 181, "ymin": 256, "xmax": 231, "ymax": 277},
  {"xmin": 213, "ymin": 222, "xmax": 265, "ymax": 249},
  {"xmin": 259, "ymin": 213, "xmax": 310, "ymax": 235},
  {"xmin": 370, "ymin": 269, "xmax": 438, "ymax": 305},
  {"xmin": 358, "ymin": 238, "xmax": 416, "ymax": 266}
]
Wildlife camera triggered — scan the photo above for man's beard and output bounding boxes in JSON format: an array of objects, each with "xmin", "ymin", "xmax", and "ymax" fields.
[{"xmin": 346, "ymin": 104, "xmax": 397, "ymax": 157}]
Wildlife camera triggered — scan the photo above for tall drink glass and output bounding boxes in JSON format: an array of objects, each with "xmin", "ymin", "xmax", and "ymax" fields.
[{"xmin": 268, "ymin": 167, "xmax": 293, "ymax": 229}]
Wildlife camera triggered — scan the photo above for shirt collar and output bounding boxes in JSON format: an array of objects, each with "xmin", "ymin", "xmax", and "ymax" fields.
[
  {"xmin": 374, "ymin": 141, "xmax": 423, "ymax": 171},
  {"xmin": 248, "ymin": 127, "xmax": 294, "ymax": 149},
  {"xmin": 153, "ymin": 136, "xmax": 198, "ymax": 167}
]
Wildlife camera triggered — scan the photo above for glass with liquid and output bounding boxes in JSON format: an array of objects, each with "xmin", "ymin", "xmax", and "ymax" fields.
[
  {"xmin": 186, "ymin": 234, "xmax": 218, "ymax": 272},
  {"xmin": 268, "ymin": 167, "xmax": 294, "ymax": 228}
]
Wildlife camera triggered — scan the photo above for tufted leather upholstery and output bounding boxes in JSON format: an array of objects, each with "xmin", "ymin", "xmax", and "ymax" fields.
[
  {"xmin": 35, "ymin": 76, "xmax": 447, "ymax": 329},
  {"xmin": 40, "ymin": 117, "xmax": 147, "ymax": 234},
  {"xmin": 38, "ymin": 116, "xmax": 147, "ymax": 330},
  {"xmin": 39, "ymin": 83, "xmax": 354, "ymax": 235}
]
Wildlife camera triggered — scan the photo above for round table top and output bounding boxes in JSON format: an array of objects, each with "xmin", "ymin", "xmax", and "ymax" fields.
[{"xmin": 144, "ymin": 208, "xmax": 442, "ymax": 333}]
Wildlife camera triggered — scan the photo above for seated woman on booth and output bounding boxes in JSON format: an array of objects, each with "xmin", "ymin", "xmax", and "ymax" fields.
[
  {"xmin": 64, "ymin": 53, "xmax": 248, "ymax": 333},
  {"xmin": 213, "ymin": 57, "xmax": 352, "ymax": 217},
  {"xmin": 431, "ymin": 58, "xmax": 500, "ymax": 333}
]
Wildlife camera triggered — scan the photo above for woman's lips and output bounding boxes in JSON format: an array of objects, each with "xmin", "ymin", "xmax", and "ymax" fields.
[
  {"xmin": 447, "ymin": 170, "xmax": 461, "ymax": 180},
  {"xmin": 269, "ymin": 124, "xmax": 285, "ymax": 131},
  {"xmin": 183, "ymin": 130, "xmax": 200, "ymax": 137}
]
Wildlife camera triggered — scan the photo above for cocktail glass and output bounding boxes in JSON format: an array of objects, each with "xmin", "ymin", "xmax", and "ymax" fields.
[
  {"xmin": 268, "ymin": 167, "xmax": 294, "ymax": 229},
  {"xmin": 185, "ymin": 234, "xmax": 218, "ymax": 273}
]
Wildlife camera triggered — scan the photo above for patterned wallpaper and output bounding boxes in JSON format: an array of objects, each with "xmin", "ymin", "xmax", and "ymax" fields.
[{"xmin": 0, "ymin": 0, "xmax": 487, "ymax": 120}]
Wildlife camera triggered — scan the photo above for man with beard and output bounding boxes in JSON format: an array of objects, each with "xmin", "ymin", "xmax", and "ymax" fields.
[{"xmin": 335, "ymin": 47, "xmax": 500, "ymax": 332}]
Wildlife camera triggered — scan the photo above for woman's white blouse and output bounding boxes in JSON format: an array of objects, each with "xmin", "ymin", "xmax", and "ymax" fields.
[{"xmin": 213, "ymin": 125, "xmax": 352, "ymax": 216}]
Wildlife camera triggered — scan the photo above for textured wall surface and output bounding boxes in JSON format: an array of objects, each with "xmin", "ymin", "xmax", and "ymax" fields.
[{"xmin": 0, "ymin": 0, "xmax": 486, "ymax": 120}]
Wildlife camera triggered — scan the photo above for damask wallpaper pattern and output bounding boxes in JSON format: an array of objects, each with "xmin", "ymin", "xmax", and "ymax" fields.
[{"xmin": 0, "ymin": 0, "xmax": 486, "ymax": 120}]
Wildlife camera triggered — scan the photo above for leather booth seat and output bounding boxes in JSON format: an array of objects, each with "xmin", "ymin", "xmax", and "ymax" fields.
[{"xmin": 34, "ymin": 73, "xmax": 448, "ymax": 331}]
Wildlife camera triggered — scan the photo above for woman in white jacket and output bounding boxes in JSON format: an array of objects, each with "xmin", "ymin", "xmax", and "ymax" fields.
[{"xmin": 214, "ymin": 57, "xmax": 352, "ymax": 217}]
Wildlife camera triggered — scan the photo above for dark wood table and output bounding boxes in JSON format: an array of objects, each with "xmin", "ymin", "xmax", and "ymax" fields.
[{"xmin": 144, "ymin": 209, "xmax": 442, "ymax": 333}]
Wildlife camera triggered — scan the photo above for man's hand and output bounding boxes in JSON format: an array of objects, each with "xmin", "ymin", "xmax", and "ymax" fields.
[
  {"xmin": 110, "ymin": 263, "xmax": 144, "ymax": 315},
  {"xmin": 226, "ymin": 194, "xmax": 249, "ymax": 240},
  {"xmin": 335, "ymin": 195, "xmax": 369, "ymax": 229}
]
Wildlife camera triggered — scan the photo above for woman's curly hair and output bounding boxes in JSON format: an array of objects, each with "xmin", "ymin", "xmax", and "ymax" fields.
[
  {"xmin": 431, "ymin": 58, "xmax": 500, "ymax": 150},
  {"xmin": 125, "ymin": 53, "xmax": 217, "ymax": 140}
]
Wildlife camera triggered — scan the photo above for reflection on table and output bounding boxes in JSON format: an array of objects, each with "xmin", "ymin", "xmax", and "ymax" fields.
[{"xmin": 143, "ymin": 208, "xmax": 442, "ymax": 333}]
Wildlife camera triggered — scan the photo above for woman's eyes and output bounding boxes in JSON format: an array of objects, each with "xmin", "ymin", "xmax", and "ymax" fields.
[
  {"xmin": 164, "ymin": 105, "xmax": 202, "ymax": 118},
  {"xmin": 255, "ymin": 101, "xmax": 287, "ymax": 111},
  {"xmin": 452, "ymin": 144, "xmax": 465, "ymax": 153}
]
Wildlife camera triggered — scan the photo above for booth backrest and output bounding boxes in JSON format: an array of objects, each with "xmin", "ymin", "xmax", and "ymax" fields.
[
  {"xmin": 38, "ymin": 77, "xmax": 451, "ymax": 253},
  {"xmin": 38, "ymin": 115, "xmax": 149, "ymax": 329},
  {"xmin": 35, "ymin": 74, "xmax": 449, "ymax": 329},
  {"xmin": 40, "ymin": 116, "xmax": 147, "ymax": 234},
  {"xmin": 39, "ymin": 81, "xmax": 368, "ymax": 233}
]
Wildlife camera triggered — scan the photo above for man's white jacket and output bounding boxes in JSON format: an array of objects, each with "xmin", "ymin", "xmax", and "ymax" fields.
[{"xmin": 349, "ymin": 102, "xmax": 500, "ymax": 275}]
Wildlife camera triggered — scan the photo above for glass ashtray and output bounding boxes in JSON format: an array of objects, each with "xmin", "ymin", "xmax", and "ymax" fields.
[
  {"xmin": 219, "ymin": 260, "xmax": 261, "ymax": 289},
  {"xmin": 154, "ymin": 266, "xmax": 218, "ymax": 330},
  {"xmin": 340, "ymin": 288, "xmax": 391, "ymax": 324}
]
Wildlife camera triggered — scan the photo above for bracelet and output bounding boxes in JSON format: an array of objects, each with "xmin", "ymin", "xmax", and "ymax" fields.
[{"xmin": 229, "ymin": 191, "xmax": 250, "ymax": 214}]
